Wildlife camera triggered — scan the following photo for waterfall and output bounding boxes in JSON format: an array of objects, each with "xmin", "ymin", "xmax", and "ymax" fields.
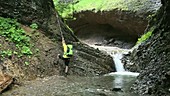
[
  {"xmin": 111, "ymin": 53, "xmax": 125, "ymax": 72},
  {"xmin": 109, "ymin": 49, "xmax": 139, "ymax": 76},
  {"xmin": 110, "ymin": 50, "xmax": 139, "ymax": 76},
  {"xmin": 89, "ymin": 45, "xmax": 139, "ymax": 76}
]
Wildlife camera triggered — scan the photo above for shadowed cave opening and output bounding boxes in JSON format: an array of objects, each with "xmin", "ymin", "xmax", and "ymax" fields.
[{"xmin": 74, "ymin": 23, "xmax": 138, "ymax": 49}]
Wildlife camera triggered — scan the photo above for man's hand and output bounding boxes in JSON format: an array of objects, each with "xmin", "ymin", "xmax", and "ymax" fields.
[{"xmin": 62, "ymin": 37, "xmax": 65, "ymax": 44}]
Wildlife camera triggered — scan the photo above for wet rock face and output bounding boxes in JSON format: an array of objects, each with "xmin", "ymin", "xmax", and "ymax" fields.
[
  {"xmin": 70, "ymin": 43, "xmax": 115, "ymax": 76},
  {"xmin": 131, "ymin": 37, "xmax": 170, "ymax": 95},
  {"xmin": 125, "ymin": 0, "xmax": 170, "ymax": 95}
]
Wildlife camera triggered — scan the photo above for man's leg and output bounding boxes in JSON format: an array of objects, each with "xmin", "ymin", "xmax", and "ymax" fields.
[
  {"xmin": 64, "ymin": 59, "xmax": 70, "ymax": 75},
  {"xmin": 65, "ymin": 66, "xmax": 68, "ymax": 74}
]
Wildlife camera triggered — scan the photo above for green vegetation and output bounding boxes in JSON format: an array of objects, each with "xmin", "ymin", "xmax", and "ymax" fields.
[
  {"xmin": 1, "ymin": 50, "xmax": 13, "ymax": 57},
  {"xmin": 53, "ymin": 0, "xmax": 74, "ymax": 19},
  {"xmin": 0, "ymin": 17, "xmax": 32, "ymax": 58},
  {"xmin": 30, "ymin": 23, "xmax": 38, "ymax": 29},
  {"xmin": 73, "ymin": 0, "xmax": 129, "ymax": 12},
  {"xmin": 136, "ymin": 27, "xmax": 155, "ymax": 44},
  {"xmin": 25, "ymin": 61, "xmax": 29, "ymax": 65},
  {"xmin": 30, "ymin": 23, "xmax": 38, "ymax": 32},
  {"xmin": 53, "ymin": 0, "xmax": 148, "ymax": 18}
]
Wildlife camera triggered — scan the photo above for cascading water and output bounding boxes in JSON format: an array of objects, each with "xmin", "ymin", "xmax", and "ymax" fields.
[
  {"xmin": 110, "ymin": 50, "xmax": 139, "ymax": 76},
  {"xmin": 90, "ymin": 45, "xmax": 139, "ymax": 93},
  {"xmin": 90, "ymin": 45, "xmax": 139, "ymax": 76},
  {"xmin": 111, "ymin": 52, "xmax": 125, "ymax": 72}
]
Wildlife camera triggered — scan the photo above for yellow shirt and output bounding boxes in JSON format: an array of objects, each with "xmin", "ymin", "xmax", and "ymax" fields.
[{"xmin": 62, "ymin": 42, "xmax": 69, "ymax": 58}]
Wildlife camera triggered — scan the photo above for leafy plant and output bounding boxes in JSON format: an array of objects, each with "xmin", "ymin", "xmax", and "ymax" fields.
[
  {"xmin": 0, "ymin": 17, "xmax": 33, "ymax": 57},
  {"xmin": 25, "ymin": 61, "xmax": 29, "ymax": 65},
  {"xmin": 1, "ymin": 50, "xmax": 12, "ymax": 57},
  {"xmin": 30, "ymin": 23, "xmax": 38, "ymax": 29},
  {"xmin": 21, "ymin": 46, "xmax": 33, "ymax": 55},
  {"xmin": 53, "ymin": 0, "xmax": 75, "ymax": 19}
]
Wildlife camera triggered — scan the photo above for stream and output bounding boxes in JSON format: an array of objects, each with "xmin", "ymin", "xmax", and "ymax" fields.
[
  {"xmin": 2, "ymin": 45, "xmax": 139, "ymax": 96},
  {"xmin": 2, "ymin": 75, "xmax": 138, "ymax": 96}
]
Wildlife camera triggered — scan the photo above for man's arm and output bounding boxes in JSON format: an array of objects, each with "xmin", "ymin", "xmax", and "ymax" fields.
[
  {"xmin": 62, "ymin": 37, "xmax": 66, "ymax": 46},
  {"xmin": 62, "ymin": 37, "xmax": 67, "ymax": 52}
]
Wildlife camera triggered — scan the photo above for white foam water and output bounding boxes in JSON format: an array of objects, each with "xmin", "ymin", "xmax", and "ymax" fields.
[{"xmin": 106, "ymin": 72, "xmax": 139, "ymax": 76}]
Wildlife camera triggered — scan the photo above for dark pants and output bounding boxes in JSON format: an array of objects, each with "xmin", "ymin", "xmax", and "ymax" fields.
[{"xmin": 59, "ymin": 55, "xmax": 70, "ymax": 66}]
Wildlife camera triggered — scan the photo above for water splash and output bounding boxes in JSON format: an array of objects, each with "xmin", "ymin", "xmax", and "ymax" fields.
[
  {"xmin": 107, "ymin": 72, "xmax": 139, "ymax": 76},
  {"xmin": 111, "ymin": 53, "xmax": 125, "ymax": 72}
]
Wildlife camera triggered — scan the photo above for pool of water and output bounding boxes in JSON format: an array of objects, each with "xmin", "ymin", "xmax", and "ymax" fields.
[{"xmin": 2, "ymin": 74, "xmax": 139, "ymax": 96}]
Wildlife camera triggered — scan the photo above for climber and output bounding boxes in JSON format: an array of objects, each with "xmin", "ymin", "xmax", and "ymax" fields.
[{"xmin": 58, "ymin": 37, "xmax": 73, "ymax": 76}]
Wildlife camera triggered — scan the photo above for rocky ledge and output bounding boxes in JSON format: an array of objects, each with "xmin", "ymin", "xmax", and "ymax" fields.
[{"xmin": 67, "ymin": 0, "xmax": 161, "ymax": 49}]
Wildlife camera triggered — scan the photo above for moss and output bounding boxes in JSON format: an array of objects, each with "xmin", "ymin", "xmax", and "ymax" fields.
[
  {"xmin": 136, "ymin": 27, "xmax": 155, "ymax": 44},
  {"xmin": 54, "ymin": 0, "xmax": 150, "ymax": 18}
]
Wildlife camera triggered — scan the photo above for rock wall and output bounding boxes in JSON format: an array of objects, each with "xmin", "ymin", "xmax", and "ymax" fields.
[
  {"xmin": 126, "ymin": 0, "xmax": 170, "ymax": 95},
  {"xmin": 0, "ymin": 0, "xmax": 54, "ymax": 30}
]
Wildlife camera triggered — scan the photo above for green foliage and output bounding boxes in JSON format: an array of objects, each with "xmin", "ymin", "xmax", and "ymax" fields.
[
  {"xmin": 136, "ymin": 27, "xmax": 154, "ymax": 44},
  {"xmin": 53, "ymin": 0, "xmax": 74, "ymax": 19},
  {"xmin": 21, "ymin": 46, "xmax": 33, "ymax": 55},
  {"xmin": 25, "ymin": 61, "xmax": 29, "ymax": 65},
  {"xmin": 147, "ymin": 14, "xmax": 156, "ymax": 20},
  {"xmin": 0, "ymin": 50, "xmax": 12, "ymax": 57},
  {"xmin": 0, "ymin": 17, "xmax": 32, "ymax": 57},
  {"xmin": 74, "ymin": 0, "xmax": 150, "ymax": 12},
  {"xmin": 53, "ymin": 0, "xmax": 153, "ymax": 19},
  {"xmin": 30, "ymin": 23, "xmax": 38, "ymax": 29}
]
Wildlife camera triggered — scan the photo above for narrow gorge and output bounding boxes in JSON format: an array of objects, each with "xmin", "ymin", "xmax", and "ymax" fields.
[{"xmin": 1, "ymin": 0, "xmax": 170, "ymax": 96}]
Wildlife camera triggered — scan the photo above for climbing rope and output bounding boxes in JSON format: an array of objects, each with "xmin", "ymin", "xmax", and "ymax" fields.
[
  {"xmin": 56, "ymin": 0, "xmax": 79, "ymax": 42},
  {"xmin": 56, "ymin": 12, "xmax": 65, "ymax": 41},
  {"xmin": 55, "ymin": 12, "xmax": 65, "ymax": 68}
]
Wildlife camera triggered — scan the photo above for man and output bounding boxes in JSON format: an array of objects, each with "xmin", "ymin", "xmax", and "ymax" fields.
[{"xmin": 58, "ymin": 38, "xmax": 73, "ymax": 76}]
